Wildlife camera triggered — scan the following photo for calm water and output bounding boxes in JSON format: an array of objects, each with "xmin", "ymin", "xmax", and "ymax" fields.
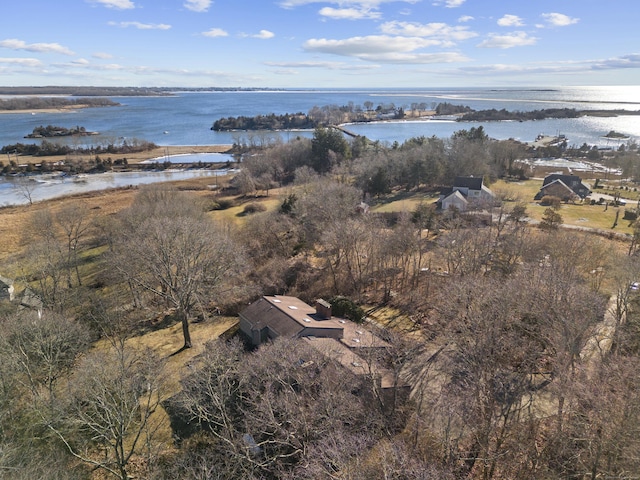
[
  {"xmin": 1, "ymin": 86, "xmax": 638, "ymax": 149},
  {"xmin": 0, "ymin": 86, "xmax": 638, "ymax": 205}
]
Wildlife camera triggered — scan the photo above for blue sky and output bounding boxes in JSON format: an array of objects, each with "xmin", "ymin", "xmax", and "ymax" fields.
[{"xmin": 1, "ymin": 0, "xmax": 638, "ymax": 88}]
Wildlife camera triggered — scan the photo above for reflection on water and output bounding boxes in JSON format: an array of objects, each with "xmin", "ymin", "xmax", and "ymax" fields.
[{"xmin": 0, "ymin": 169, "xmax": 237, "ymax": 206}]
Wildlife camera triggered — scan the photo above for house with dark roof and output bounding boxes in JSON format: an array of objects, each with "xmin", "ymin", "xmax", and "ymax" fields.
[
  {"xmin": 438, "ymin": 176, "xmax": 495, "ymax": 212},
  {"xmin": 534, "ymin": 174, "xmax": 591, "ymax": 201}
]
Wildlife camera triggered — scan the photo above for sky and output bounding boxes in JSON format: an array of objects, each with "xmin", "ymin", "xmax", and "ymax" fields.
[{"xmin": 1, "ymin": 0, "xmax": 639, "ymax": 88}]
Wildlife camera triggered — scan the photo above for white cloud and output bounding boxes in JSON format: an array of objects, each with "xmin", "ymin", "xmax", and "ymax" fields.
[
  {"xmin": 380, "ymin": 21, "xmax": 477, "ymax": 41},
  {"xmin": 303, "ymin": 35, "xmax": 470, "ymax": 63},
  {"xmin": 319, "ymin": 7, "xmax": 381, "ymax": 20},
  {"xmin": 450, "ymin": 55, "xmax": 639, "ymax": 78},
  {"xmin": 184, "ymin": 0, "xmax": 212, "ymax": 12},
  {"xmin": 108, "ymin": 21, "xmax": 171, "ymax": 30},
  {"xmin": 477, "ymin": 31, "xmax": 538, "ymax": 49},
  {"xmin": 87, "ymin": 0, "xmax": 135, "ymax": 9},
  {"xmin": 497, "ymin": 15, "xmax": 524, "ymax": 27},
  {"xmin": 0, "ymin": 57, "xmax": 43, "ymax": 67},
  {"xmin": 0, "ymin": 39, "xmax": 75, "ymax": 55},
  {"xmin": 592, "ymin": 53, "xmax": 640, "ymax": 70},
  {"xmin": 92, "ymin": 52, "xmax": 113, "ymax": 59},
  {"xmin": 361, "ymin": 51, "xmax": 468, "ymax": 63},
  {"xmin": 458, "ymin": 15, "xmax": 474, "ymax": 23},
  {"xmin": 432, "ymin": 0, "xmax": 466, "ymax": 8},
  {"xmin": 54, "ymin": 60, "xmax": 124, "ymax": 71},
  {"xmin": 265, "ymin": 60, "xmax": 379, "ymax": 70},
  {"xmin": 280, "ymin": 0, "xmax": 418, "ymax": 9},
  {"xmin": 241, "ymin": 30, "xmax": 275, "ymax": 39},
  {"xmin": 541, "ymin": 13, "xmax": 579, "ymax": 27},
  {"xmin": 202, "ymin": 28, "xmax": 229, "ymax": 38}
]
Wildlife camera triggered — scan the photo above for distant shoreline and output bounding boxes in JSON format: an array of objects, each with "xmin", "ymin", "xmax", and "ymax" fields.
[{"xmin": 0, "ymin": 105, "xmax": 92, "ymax": 115}]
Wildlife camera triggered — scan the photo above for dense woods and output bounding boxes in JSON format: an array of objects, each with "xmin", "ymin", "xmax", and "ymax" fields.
[
  {"xmin": 25, "ymin": 125, "xmax": 96, "ymax": 138},
  {"xmin": 2, "ymin": 127, "xmax": 640, "ymax": 478},
  {"xmin": 0, "ymin": 138, "xmax": 157, "ymax": 162}
]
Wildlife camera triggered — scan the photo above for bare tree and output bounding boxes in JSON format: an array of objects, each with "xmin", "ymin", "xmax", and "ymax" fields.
[
  {"xmin": 112, "ymin": 188, "xmax": 246, "ymax": 349},
  {"xmin": 55, "ymin": 203, "xmax": 92, "ymax": 287},
  {"xmin": 50, "ymin": 338, "xmax": 166, "ymax": 480},
  {"xmin": 13, "ymin": 176, "xmax": 36, "ymax": 205},
  {"xmin": 172, "ymin": 338, "xmax": 386, "ymax": 479}
]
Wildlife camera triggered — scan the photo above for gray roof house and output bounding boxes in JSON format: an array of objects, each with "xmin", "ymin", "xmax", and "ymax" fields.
[{"xmin": 438, "ymin": 176, "xmax": 495, "ymax": 212}]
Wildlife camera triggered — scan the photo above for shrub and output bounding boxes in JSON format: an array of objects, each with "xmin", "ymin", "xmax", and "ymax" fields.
[
  {"xmin": 329, "ymin": 296, "xmax": 365, "ymax": 323},
  {"xmin": 539, "ymin": 207, "xmax": 563, "ymax": 230},
  {"xmin": 242, "ymin": 202, "xmax": 267, "ymax": 215},
  {"xmin": 208, "ymin": 198, "xmax": 235, "ymax": 211},
  {"xmin": 540, "ymin": 195, "xmax": 562, "ymax": 209}
]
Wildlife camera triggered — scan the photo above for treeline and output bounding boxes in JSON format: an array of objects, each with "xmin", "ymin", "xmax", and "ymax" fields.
[
  {"xmin": 0, "ymin": 96, "xmax": 119, "ymax": 111},
  {"xmin": 235, "ymin": 125, "xmax": 528, "ymax": 197},
  {"xmin": 212, "ymin": 112, "xmax": 317, "ymax": 131},
  {"xmin": 212, "ymin": 102, "xmax": 406, "ymax": 131},
  {"xmin": 0, "ymin": 86, "xmax": 164, "ymax": 96},
  {"xmin": 459, "ymin": 107, "xmax": 581, "ymax": 121},
  {"xmin": 434, "ymin": 101, "xmax": 473, "ymax": 115},
  {"xmin": 25, "ymin": 125, "xmax": 95, "ymax": 138},
  {"xmin": 0, "ymin": 139, "xmax": 156, "ymax": 157}
]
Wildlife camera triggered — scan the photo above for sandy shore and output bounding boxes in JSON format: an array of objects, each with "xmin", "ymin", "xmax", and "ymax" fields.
[
  {"xmin": 0, "ymin": 105, "xmax": 92, "ymax": 115},
  {"xmin": 15, "ymin": 144, "xmax": 233, "ymax": 165}
]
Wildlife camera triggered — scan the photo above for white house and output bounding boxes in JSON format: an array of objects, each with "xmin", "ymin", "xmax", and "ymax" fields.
[{"xmin": 438, "ymin": 176, "xmax": 495, "ymax": 212}]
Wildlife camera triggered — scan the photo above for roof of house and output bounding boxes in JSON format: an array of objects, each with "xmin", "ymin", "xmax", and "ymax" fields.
[
  {"xmin": 442, "ymin": 190, "xmax": 468, "ymax": 205},
  {"xmin": 542, "ymin": 174, "xmax": 582, "ymax": 187},
  {"xmin": 539, "ymin": 174, "xmax": 591, "ymax": 198},
  {"xmin": 339, "ymin": 321, "xmax": 391, "ymax": 349},
  {"xmin": 19, "ymin": 288, "xmax": 43, "ymax": 310},
  {"xmin": 453, "ymin": 176, "xmax": 484, "ymax": 191},
  {"xmin": 240, "ymin": 295, "xmax": 345, "ymax": 337},
  {"xmin": 534, "ymin": 179, "xmax": 579, "ymax": 200},
  {"xmin": 304, "ymin": 337, "xmax": 397, "ymax": 388}
]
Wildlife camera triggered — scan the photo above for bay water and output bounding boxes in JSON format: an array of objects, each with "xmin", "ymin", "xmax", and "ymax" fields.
[
  {"xmin": 0, "ymin": 86, "xmax": 638, "ymax": 205},
  {"xmin": 1, "ymin": 86, "xmax": 638, "ymax": 149}
]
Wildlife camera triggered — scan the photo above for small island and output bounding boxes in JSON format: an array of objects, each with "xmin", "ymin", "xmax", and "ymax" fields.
[
  {"xmin": 603, "ymin": 130, "xmax": 630, "ymax": 139},
  {"xmin": 25, "ymin": 125, "xmax": 98, "ymax": 138}
]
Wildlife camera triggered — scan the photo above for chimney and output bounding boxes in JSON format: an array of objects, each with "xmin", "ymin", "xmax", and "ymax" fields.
[{"xmin": 315, "ymin": 299, "xmax": 332, "ymax": 320}]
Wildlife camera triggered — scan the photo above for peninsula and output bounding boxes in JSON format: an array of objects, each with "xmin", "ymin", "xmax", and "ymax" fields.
[{"xmin": 0, "ymin": 96, "xmax": 119, "ymax": 114}]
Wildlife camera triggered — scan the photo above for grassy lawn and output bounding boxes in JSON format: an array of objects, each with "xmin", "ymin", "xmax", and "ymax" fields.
[
  {"xmin": 526, "ymin": 202, "xmax": 633, "ymax": 234},
  {"xmin": 370, "ymin": 190, "xmax": 438, "ymax": 214},
  {"xmin": 367, "ymin": 178, "xmax": 636, "ymax": 236}
]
